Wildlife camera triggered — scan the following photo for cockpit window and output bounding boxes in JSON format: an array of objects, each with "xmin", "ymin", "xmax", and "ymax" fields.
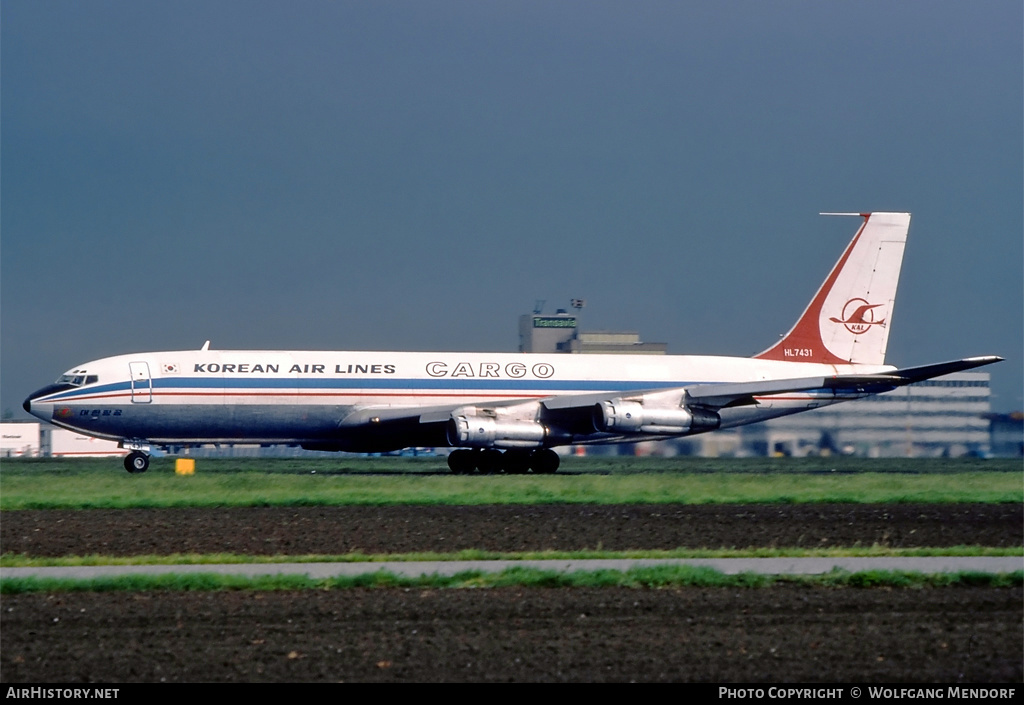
[{"xmin": 56, "ymin": 373, "xmax": 99, "ymax": 386}]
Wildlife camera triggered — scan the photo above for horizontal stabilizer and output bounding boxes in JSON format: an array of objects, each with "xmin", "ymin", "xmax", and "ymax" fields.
[
  {"xmin": 887, "ymin": 356, "xmax": 1004, "ymax": 384},
  {"xmin": 684, "ymin": 356, "xmax": 1003, "ymax": 409}
]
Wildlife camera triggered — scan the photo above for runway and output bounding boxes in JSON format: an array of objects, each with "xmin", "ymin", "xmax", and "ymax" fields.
[{"xmin": 4, "ymin": 555, "xmax": 1021, "ymax": 581}]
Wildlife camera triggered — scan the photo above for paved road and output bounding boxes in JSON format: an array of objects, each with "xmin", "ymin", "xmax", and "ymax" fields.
[{"xmin": 3, "ymin": 556, "xmax": 1021, "ymax": 580}]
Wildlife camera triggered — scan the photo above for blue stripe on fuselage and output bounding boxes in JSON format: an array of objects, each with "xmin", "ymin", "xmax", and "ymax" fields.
[
  {"xmin": 40, "ymin": 376, "xmax": 691, "ymax": 401},
  {"xmin": 37, "ymin": 376, "xmax": 860, "ymax": 402}
]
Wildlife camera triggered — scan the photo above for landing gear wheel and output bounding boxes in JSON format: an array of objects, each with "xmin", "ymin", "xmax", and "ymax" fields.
[
  {"xmin": 477, "ymin": 449, "xmax": 504, "ymax": 475},
  {"xmin": 124, "ymin": 451, "xmax": 150, "ymax": 474},
  {"xmin": 447, "ymin": 449, "xmax": 475, "ymax": 474},
  {"xmin": 502, "ymin": 450, "xmax": 531, "ymax": 474},
  {"xmin": 530, "ymin": 448, "xmax": 560, "ymax": 474}
]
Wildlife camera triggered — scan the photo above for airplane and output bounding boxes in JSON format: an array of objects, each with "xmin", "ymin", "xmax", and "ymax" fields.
[{"xmin": 23, "ymin": 212, "xmax": 1002, "ymax": 474}]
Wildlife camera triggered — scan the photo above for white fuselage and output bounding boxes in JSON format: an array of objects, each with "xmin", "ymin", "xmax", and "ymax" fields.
[{"xmin": 26, "ymin": 349, "xmax": 891, "ymax": 451}]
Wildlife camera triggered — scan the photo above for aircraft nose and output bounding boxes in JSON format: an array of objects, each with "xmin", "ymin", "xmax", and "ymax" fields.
[{"xmin": 22, "ymin": 385, "xmax": 59, "ymax": 420}]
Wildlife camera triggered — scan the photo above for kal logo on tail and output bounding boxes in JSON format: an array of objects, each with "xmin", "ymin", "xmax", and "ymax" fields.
[{"xmin": 830, "ymin": 298, "xmax": 886, "ymax": 334}]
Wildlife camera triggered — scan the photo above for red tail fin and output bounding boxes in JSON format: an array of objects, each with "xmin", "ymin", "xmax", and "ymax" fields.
[{"xmin": 755, "ymin": 212, "xmax": 910, "ymax": 366}]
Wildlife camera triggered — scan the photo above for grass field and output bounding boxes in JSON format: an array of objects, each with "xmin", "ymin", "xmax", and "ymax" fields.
[
  {"xmin": 1, "ymin": 456, "xmax": 1020, "ymax": 509},
  {"xmin": 2, "ymin": 457, "xmax": 1020, "ymax": 593},
  {"xmin": 4, "ymin": 454, "xmax": 1015, "ymax": 475}
]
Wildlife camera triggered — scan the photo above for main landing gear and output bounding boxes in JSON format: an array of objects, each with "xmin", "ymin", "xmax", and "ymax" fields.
[
  {"xmin": 446, "ymin": 448, "xmax": 560, "ymax": 475},
  {"xmin": 124, "ymin": 451, "xmax": 150, "ymax": 474}
]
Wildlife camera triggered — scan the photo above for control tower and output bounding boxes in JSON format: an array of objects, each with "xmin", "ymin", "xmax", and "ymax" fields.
[{"xmin": 518, "ymin": 309, "xmax": 579, "ymax": 353}]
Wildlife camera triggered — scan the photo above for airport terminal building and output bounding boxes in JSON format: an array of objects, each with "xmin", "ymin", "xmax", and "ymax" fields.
[{"xmin": 732, "ymin": 371, "xmax": 993, "ymax": 458}]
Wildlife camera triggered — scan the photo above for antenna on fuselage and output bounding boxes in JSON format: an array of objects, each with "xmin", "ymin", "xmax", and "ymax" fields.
[{"xmin": 201, "ymin": 340, "xmax": 211, "ymax": 351}]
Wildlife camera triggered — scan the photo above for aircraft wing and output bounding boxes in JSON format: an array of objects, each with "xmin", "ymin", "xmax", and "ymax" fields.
[
  {"xmin": 340, "ymin": 378, "xmax": 866, "ymax": 427},
  {"xmin": 546, "ymin": 355, "xmax": 1003, "ymax": 412},
  {"xmin": 679, "ymin": 374, "xmax": 902, "ymax": 409},
  {"xmin": 341, "ymin": 355, "xmax": 1003, "ymax": 427},
  {"xmin": 531, "ymin": 374, "xmax": 900, "ymax": 415}
]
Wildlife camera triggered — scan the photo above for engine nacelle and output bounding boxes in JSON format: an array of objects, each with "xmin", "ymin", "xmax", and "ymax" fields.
[
  {"xmin": 447, "ymin": 414, "xmax": 547, "ymax": 449},
  {"xmin": 592, "ymin": 400, "xmax": 720, "ymax": 435}
]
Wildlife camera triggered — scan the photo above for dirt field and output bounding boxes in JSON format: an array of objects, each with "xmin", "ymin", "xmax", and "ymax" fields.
[
  {"xmin": 3, "ymin": 503, "xmax": 1021, "ymax": 556},
  {"xmin": 2, "ymin": 503, "xmax": 1022, "ymax": 683}
]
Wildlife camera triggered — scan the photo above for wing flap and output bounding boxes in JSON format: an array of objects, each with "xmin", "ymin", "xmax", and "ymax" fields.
[
  {"xmin": 684, "ymin": 375, "xmax": 906, "ymax": 409},
  {"xmin": 340, "ymin": 398, "xmax": 549, "ymax": 427},
  {"xmin": 339, "ymin": 405, "xmax": 457, "ymax": 427}
]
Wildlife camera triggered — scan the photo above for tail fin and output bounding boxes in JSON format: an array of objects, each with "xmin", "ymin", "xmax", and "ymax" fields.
[{"xmin": 754, "ymin": 212, "xmax": 910, "ymax": 366}]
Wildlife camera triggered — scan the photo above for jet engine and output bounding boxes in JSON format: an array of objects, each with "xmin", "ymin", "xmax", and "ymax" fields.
[
  {"xmin": 447, "ymin": 414, "xmax": 547, "ymax": 449},
  {"xmin": 592, "ymin": 400, "xmax": 720, "ymax": 435}
]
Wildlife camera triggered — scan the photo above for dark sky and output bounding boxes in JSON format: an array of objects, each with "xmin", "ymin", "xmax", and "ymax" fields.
[{"xmin": 2, "ymin": 1, "xmax": 1021, "ymax": 414}]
